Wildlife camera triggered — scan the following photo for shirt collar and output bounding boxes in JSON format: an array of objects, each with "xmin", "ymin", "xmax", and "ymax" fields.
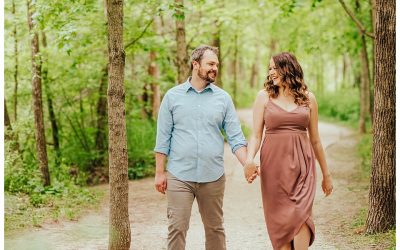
[{"xmin": 184, "ymin": 77, "xmax": 216, "ymax": 93}]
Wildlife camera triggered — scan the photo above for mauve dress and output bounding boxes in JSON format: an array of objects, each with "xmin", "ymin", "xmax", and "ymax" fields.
[{"xmin": 260, "ymin": 99, "xmax": 316, "ymax": 250}]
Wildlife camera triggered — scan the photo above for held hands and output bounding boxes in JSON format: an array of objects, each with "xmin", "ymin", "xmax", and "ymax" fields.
[
  {"xmin": 154, "ymin": 172, "xmax": 167, "ymax": 194},
  {"xmin": 244, "ymin": 161, "xmax": 260, "ymax": 184},
  {"xmin": 322, "ymin": 174, "xmax": 333, "ymax": 197}
]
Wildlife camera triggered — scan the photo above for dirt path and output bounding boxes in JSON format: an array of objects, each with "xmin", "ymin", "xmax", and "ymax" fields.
[{"xmin": 6, "ymin": 109, "xmax": 371, "ymax": 250}]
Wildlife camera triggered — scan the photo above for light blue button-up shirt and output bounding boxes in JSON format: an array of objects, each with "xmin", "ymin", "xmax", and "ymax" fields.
[{"xmin": 154, "ymin": 78, "xmax": 247, "ymax": 183}]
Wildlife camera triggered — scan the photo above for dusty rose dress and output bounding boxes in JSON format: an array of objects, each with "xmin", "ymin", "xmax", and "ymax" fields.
[{"xmin": 260, "ymin": 98, "xmax": 316, "ymax": 249}]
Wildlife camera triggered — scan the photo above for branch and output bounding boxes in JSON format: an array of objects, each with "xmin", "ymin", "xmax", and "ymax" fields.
[
  {"xmin": 338, "ymin": 0, "xmax": 374, "ymax": 39},
  {"xmin": 124, "ymin": 18, "xmax": 154, "ymax": 50}
]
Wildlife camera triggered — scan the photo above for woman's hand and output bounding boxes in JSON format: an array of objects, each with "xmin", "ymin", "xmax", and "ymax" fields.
[
  {"xmin": 244, "ymin": 161, "xmax": 259, "ymax": 183},
  {"xmin": 322, "ymin": 174, "xmax": 333, "ymax": 196}
]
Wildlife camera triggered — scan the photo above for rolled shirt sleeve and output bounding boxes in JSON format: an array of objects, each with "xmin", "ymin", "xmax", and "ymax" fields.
[
  {"xmin": 154, "ymin": 92, "xmax": 173, "ymax": 156},
  {"xmin": 223, "ymin": 95, "xmax": 247, "ymax": 153}
]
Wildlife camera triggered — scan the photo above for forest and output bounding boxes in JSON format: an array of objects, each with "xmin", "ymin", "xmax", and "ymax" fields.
[{"xmin": 4, "ymin": 0, "xmax": 395, "ymax": 249}]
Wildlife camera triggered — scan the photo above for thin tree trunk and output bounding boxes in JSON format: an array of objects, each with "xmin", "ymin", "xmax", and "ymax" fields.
[
  {"xmin": 250, "ymin": 43, "xmax": 259, "ymax": 88},
  {"xmin": 359, "ymin": 50, "xmax": 367, "ymax": 133},
  {"xmin": 342, "ymin": 54, "xmax": 348, "ymax": 89},
  {"xmin": 12, "ymin": 0, "xmax": 19, "ymax": 121},
  {"xmin": 107, "ymin": 0, "xmax": 131, "ymax": 249},
  {"xmin": 150, "ymin": 18, "xmax": 160, "ymax": 120},
  {"xmin": 359, "ymin": 34, "xmax": 371, "ymax": 133},
  {"xmin": 369, "ymin": 0, "xmax": 376, "ymax": 124},
  {"xmin": 27, "ymin": 0, "xmax": 50, "ymax": 186},
  {"xmin": 94, "ymin": 66, "xmax": 108, "ymax": 167},
  {"xmin": 232, "ymin": 33, "xmax": 238, "ymax": 107},
  {"xmin": 5, "ymin": 99, "xmax": 21, "ymax": 151},
  {"xmin": 316, "ymin": 52, "xmax": 324, "ymax": 95},
  {"xmin": 93, "ymin": 0, "xmax": 109, "ymax": 169},
  {"xmin": 149, "ymin": 50, "xmax": 160, "ymax": 120},
  {"xmin": 5, "ymin": 99, "xmax": 12, "ymax": 141},
  {"xmin": 42, "ymin": 32, "xmax": 61, "ymax": 165},
  {"xmin": 366, "ymin": 0, "xmax": 395, "ymax": 234},
  {"xmin": 212, "ymin": 19, "xmax": 222, "ymax": 87},
  {"xmin": 175, "ymin": 0, "xmax": 189, "ymax": 84}
]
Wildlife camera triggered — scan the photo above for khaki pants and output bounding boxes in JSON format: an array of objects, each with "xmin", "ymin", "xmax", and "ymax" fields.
[{"xmin": 166, "ymin": 172, "xmax": 226, "ymax": 250}]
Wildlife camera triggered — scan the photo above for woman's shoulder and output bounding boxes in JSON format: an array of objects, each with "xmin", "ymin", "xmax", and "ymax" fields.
[
  {"xmin": 255, "ymin": 89, "xmax": 269, "ymax": 106},
  {"xmin": 257, "ymin": 89, "xmax": 268, "ymax": 98},
  {"xmin": 305, "ymin": 91, "xmax": 316, "ymax": 101}
]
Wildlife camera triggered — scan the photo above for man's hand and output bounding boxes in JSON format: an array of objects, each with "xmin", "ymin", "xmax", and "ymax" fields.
[
  {"xmin": 155, "ymin": 172, "xmax": 167, "ymax": 194},
  {"xmin": 244, "ymin": 161, "xmax": 259, "ymax": 183}
]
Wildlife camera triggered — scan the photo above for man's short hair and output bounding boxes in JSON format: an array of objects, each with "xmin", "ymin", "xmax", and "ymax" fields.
[{"xmin": 190, "ymin": 45, "xmax": 219, "ymax": 70}]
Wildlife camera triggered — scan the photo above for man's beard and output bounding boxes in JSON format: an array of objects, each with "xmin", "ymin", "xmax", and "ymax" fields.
[{"xmin": 197, "ymin": 68, "xmax": 217, "ymax": 83}]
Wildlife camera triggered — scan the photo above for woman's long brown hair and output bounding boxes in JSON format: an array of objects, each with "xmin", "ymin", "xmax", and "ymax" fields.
[{"xmin": 264, "ymin": 52, "xmax": 310, "ymax": 106}]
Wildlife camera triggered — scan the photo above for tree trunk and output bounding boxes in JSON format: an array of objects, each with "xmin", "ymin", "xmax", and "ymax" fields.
[
  {"xmin": 365, "ymin": 0, "xmax": 395, "ymax": 234},
  {"xmin": 316, "ymin": 52, "xmax": 324, "ymax": 95},
  {"xmin": 12, "ymin": 0, "xmax": 19, "ymax": 121},
  {"xmin": 149, "ymin": 50, "xmax": 160, "ymax": 120},
  {"xmin": 359, "ymin": 34, "xmax": 371, "ymax": 134},
  {"xmin": 232, "ymin": 33, "xmax": 238, "ymax": 107},
  {"xmin": 150, "ymin": 18, "xmax": 160, "ymax": 120},
  {"xmin": 42, "ymin": 32, "xmax": 61, "ymax": 165},
  {"xmin": 94, "ymin": 66, "xmax": 108, "ymax": 167},
  {"xmin": 175, "ymin": 0, "xmax": 189, "ymax": 84},
  {"xmin": 107, "ymin": 0, "xmax": 131, "ymax": 249},
  {"xmin": 342, "ymin": 54, "xmax": 348, "ymax": 89},
  {"xmin": 5, "ymin": 99, "xmax": 21, "ymax": 151},
  {"xmin": 250, "ymin": 43, "xmax": 259, "ymax": 89},
  {"xmin": 369, "ymin": 0, "xmax": 376, "ymax": 124},
  {"xmin": 212, "ymin": 19, "xmax": 223, "ymax": 87},
  {"xmin": 358, "ymin": 50, "xmax": 367, "ymax": 133},
  {"xmin": 93, "ymin": 0, "xmax": 109, "ymax": 169},
  {"xmin": 27, "ymin": 0, "xmax": 50, "ymax": 186},
  {"xmin": 4, "ymin": 99, "xmax": 12, "ymax": 141}
]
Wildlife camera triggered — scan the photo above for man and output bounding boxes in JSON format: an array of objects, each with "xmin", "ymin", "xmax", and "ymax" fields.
[{"xmin": 154, "ymin": 45, "xmax": 258, "ymax": 250}]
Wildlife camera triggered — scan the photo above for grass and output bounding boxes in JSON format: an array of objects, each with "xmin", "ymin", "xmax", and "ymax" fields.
[
  {"xmin": 350, "ymin": 208, "xmax": 396, "ymax": 250},
  {"xmin": 5, "ymin": 185, "xmax": 105, "ymax": 236}
]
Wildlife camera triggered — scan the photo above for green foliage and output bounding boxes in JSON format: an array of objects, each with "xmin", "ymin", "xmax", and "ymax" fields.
[
  {"xmin": 357, "ymin": 133, "xmax": 372, "ymax": 178},
  {"xmin": 126, "ymin": 117, "xmax": 157, "ymax": 180},
  {"xmin": 318, "ymin": 88, "xmax": 360, "ymax": 124}
]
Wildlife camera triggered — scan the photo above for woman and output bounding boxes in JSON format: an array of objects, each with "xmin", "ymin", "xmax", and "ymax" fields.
[{"xmin": 244, "ymin": 52, "xmax": 333, "ymax": 250}]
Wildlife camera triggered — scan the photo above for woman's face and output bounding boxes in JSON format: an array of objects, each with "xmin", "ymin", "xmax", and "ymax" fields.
[{"xmin": 269, "ymin": 58, "xmax": 281, "ymax": 86}]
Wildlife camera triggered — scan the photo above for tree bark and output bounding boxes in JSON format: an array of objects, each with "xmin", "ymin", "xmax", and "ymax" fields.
[
  {"xmin": 150, "ymin": 18, "xmax": 160, "ymax": 120},
  {"xmin": 94, "ymin": 66, "xmax": 108, "ymax": 167},
  {"xmin": 42, "ymin": 32, "xmax": 61, "ymax": 165},
  {"xmin": 359, "ymin": 34, "xmax": 371, "ymax": 134},
  {"xmin": 366, "ymin": 0, "xmax": 395, "ymax": 234},
  {"xmin": 12, "ymin": 0, "xmax": 19, "ymax": 121},
  {"xmin": 250, "ymin": 43, "xmax": 259, "ymax": 88},
  {"xmin": 369, "ymin": 0, "xmax": 376, "ymax": 124},
  {"xmin": 212, "ymin": 19, "xmax": 223, "ymax": 87},
  {"xmin": 149, "ymin": 50, "xmax": 160, "ymax": 120},
  {"xmin": 232, "ymin": 33, "xmax": 238, "ymax": 107},
  {"xmin": 107, "ymin": 0, "xmax": 131, "ymax": 249},
  {"xmin": 27, "ymin": 0, "xmax": 50, "ymax": 186},
  {"xmin": 175, "ymin": 0, "xmax": 189, "ymax": 84},
  {"xmin": 4, "ymin": 99, "xmax": 12, "ymax": 141},
  {"xmin": 342, "ymin": 54, "xmax": 348, "ymax": 89}
]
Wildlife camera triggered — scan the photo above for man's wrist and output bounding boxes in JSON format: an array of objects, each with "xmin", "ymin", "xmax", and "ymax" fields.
[{"xmin": 156, "ymin": 169, "xmax": 165, "ymax": 174}]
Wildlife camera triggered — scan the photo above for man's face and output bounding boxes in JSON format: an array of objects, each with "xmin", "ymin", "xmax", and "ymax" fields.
[{"xmin": 194, "ymin": 50, "xmax": 219, "ymax": 83}]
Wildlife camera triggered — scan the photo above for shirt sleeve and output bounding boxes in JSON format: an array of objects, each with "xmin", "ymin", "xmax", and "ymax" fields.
[
  {"xmin": 222, "ymin": 94, "xmax": 247, "ymax": 153},
  {"xmin": 154, "ymin": 92, "xmax": 173, "ymax": 156}
]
